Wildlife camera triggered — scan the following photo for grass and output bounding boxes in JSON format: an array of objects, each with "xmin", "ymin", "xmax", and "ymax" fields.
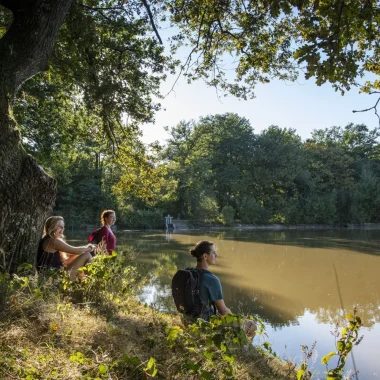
[{"xmin": 0, "ymin": 252, "xmax": 299, "ymax": 379}]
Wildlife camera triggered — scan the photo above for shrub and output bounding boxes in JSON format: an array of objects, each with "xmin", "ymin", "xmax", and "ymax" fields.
[
  {"xmin": 239, "ymin": 198, "xmax": 267, "ymax": 224},
  {"xmin": 192, "ymin": 195, "xmax": 219, "ymax": 223},
  {"xmin": 220, "ymin": 206, "xmax": 235, "ymax": 225},
  {"xmin": 287, "ymin": 192, "xmax": 337, "ymax": 224},
  {"xmin": 117, "ymin": 209, "xmax": 163, "ymax": 229}
]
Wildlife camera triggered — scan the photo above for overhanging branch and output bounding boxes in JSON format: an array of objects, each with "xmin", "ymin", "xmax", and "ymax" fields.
[{"xmin": 141, "ymin": 0, "xmax": 162, "ymax": 44}]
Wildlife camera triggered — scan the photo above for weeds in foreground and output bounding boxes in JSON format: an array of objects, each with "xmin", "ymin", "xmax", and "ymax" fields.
[{"xmin": 297, "ymin": 308, "xmax": 363, "ymax": 380}]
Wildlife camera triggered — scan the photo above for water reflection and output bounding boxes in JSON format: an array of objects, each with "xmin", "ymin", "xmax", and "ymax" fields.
[
  {"xmin": 69, "ymin": 229, "xmax": 380, "ymax": 378},
  {"xmin": 117, "ymin": 230, "xmax": 380, "ymax": 328}
]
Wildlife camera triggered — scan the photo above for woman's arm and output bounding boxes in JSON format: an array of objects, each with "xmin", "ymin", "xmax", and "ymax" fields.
[
  {"xmin": 214, "ymin": 299, "xmax": 232, "ymax": 316},
  {"xmin": 53, "ymin": 239, "xmax": 92, "ymax": 255}
]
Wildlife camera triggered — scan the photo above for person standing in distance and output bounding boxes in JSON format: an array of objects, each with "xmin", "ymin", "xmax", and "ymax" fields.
[
  {"xmin": 190, "ymin": 240, "xmax": 232, "ymax": 319},
  {"xmin": 97, "ymin": 210, "xmax": 117, "ymax": 254}
]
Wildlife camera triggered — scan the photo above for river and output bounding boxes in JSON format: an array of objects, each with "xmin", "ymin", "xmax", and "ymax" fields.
[{"xmin": 71, "ymin": 229, "xmax": 380, "ymax": 379}]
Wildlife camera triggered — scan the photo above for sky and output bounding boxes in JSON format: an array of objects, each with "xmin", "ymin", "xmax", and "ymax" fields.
[{"xmin": 141, "ymin": 72, "xmax": 379, "ymax": 145}]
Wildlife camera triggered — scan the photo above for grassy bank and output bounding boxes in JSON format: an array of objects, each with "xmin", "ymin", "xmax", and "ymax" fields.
[{"xmin": 0, "ymin": 251, "xmax": 361, "ymax": 379}]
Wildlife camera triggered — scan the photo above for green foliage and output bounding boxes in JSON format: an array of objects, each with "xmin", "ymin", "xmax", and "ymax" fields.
[
  {"xmin": 117, "ymin": 208, "xmax": 163, "ymax": 229},
  {"xmin": 239, "ymin": 198, "xmax": 268, "ymax": 224},
  {"xmin": 192, "ymin": 194, "xmax": 220, "ymax": 224},
  {"xmin": 161, "ymin": 117, "xmax": 380, "ymax": 225},
  {"xmin": 60, "ymin": 251, "xmax": 144, "ymax": 312},
  {"xmin": 296, "ymin": 310, "xmax": 363, "ymax": 380},
  {"xmin": 220, "ymin": 206, "xmax": 235, "ymax": 226},
  {"xmin": 287, "ymin": 192, "xmax": 337, "ymax": 225},
  {"xmin": 0, "ymin": 249, "xmax": 143, "ymax": 326},
  {"xmin": 165, "ymin": 314, "xmax": 258, "ymax": 378}
]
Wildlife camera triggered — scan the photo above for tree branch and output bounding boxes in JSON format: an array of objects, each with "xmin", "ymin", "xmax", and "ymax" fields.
[
  {"xmin": 0, "ymin": 0, "xmax": 74, "ymax": 96},
  {"xmin": 352, "ymin": 96, "xmax": 380, "ymax": 125},
  {"xmin": 141, "ymin": 0, "xmax": 162, "ymax": 44},
  {"xmin": 165, "ymin": 11, "xmax": 205, "ymax": 97}
]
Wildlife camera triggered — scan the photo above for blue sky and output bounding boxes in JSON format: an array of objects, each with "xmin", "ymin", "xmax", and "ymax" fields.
[{"xmin": 141, "ymin": 72, "xmax": 379, "ymax": 145}]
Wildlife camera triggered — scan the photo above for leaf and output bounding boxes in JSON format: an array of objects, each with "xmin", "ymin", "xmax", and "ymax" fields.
[
  {"xmin": 297, "ymin": 369, "xmax": 305, "ymax": 380},
  {"xmin": 321, "ymin": 351, "xmax": 336, "ymax": 365},
  {"xmin": 337, "ymin": 341, "xmax": 345, "ymax": 353},
  {"xmin": 186, "ymin": 362, "xmax": 200, "ymax": 372},
  {"xmin": 200, "ymin": 370, "xmax": 212, "ymax": 380},
  {"xmin": 144, "ymin": 357, "xmax": 157, "ymax": 377},
  {"xmin": 203, "ymin": 350, "xmax": 214, "ymax": 360},
  {"xmin": 98, "ymin": 364, "xmax": 108, "ymax": 374},
  {"xmin": 222, "ymin": 355, "xmax": 235, "ymax": 365},
  {"xmin": 212, "ymin": 333, "xmax": 223, "ymax": 348},
  {"xmin": 145, "ymin": 357, "xmax": 156, "ymax": 370}
]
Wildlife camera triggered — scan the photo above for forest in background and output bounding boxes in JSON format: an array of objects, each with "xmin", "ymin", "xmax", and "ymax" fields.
[{"xmin": 16, "ymin": 77, "xmax": 380, "ymax": 228}]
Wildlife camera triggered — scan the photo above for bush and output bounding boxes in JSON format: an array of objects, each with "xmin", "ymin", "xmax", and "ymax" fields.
[
  {"xmin": 239, "ymin": 198, "xmax": 267, "ymax": 224},
  {"xmin": 192, "ymin": 195, "xmax": 219, "ymax": 223},
  {"xmin": 287, "ymin": 192, "xmax": 337, "ymax": 224},
  {"xmin": 220, "ymin": 206, "xmax": 235, "ymax": 225},
  {"xmin": 118, "ymin": 209, "xmax": 163, "ymax": 229}
]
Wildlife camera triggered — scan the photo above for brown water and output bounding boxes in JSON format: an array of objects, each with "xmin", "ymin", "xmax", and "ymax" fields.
[{"xmin": 72, "ymin": 229, "xmax": 380, "ymax": 378}]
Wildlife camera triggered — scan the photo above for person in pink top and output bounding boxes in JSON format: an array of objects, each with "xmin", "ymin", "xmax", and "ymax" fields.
[{"xmin": 97, "ymin": 210, "xmax": 117, "ymax": 254}]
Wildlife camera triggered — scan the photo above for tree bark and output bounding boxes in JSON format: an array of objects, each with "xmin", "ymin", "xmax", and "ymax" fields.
[{"xmin": 0, "ymin": 0, "xmax": 73, "ymax": 272}]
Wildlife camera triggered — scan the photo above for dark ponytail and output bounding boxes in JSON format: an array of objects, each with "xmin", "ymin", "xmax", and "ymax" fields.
[{"xmin": 190, "ymin": 240, "xmax": 214, "ymax": 262}]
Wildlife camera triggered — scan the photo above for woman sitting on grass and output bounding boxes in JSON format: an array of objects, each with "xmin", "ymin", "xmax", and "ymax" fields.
[{"xmin": 37, "ymin": 216, "xmax": 94, "ymax": 281}]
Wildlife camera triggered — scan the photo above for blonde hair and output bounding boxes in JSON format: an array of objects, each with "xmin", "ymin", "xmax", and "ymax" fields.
[
  {"xmin": 100, "ymin": 210, "xmax": 115, "ymax": 226},
  {"xmin": 43, "ymin": 216, "xmax": 64, "ymax": 239}
]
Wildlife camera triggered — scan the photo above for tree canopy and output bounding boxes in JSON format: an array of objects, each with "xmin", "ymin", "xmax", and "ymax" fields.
[{"xmin": 0, "ymin": 0, "xmax": 379, "ymax": 271}]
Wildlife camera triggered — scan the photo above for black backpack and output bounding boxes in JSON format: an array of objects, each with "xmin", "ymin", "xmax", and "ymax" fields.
[{"xmin": 172, "ymin": 268, "xmax": 213, "ymax": 318}]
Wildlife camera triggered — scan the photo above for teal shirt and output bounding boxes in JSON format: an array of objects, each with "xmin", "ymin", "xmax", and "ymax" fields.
[{"xmin": 199, "ymin": 271, "xmax": 223, "ymax": 319}]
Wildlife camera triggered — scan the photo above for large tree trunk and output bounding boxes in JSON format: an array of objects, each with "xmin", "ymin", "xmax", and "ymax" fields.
[{"xmin": 0, "ymin": 0, "xmax": 73, "ymax": 272}]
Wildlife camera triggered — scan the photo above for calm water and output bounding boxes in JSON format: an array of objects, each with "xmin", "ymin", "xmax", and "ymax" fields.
[{"xmin": 71, "ymin": 229, "xmax": 380, "ymax": 379}]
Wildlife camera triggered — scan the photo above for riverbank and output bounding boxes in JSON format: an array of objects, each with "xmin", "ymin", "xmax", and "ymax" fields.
[
  {"xmin": 66, "ymin": 222, "xmax": 380, "ymax": 233},
  {"xmin": 187, "ymin": 223, "xmax": 380, "ymax": 231},
  {"xmin": 0, "ymin": 253, "xmax": 297, "ymax": 379}
]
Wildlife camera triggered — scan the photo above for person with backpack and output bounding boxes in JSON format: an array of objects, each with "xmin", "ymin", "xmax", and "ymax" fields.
[
  {"xmin": 172, "ymin": 241, "xmax": 257, "ymax": 338},
  {"xmin": 96, "ymin": 210, "xmax": 117, "ymax": 255},
  {"xmin": 172, "ymin": 240, "xmax": 231, "ymax": 321}
]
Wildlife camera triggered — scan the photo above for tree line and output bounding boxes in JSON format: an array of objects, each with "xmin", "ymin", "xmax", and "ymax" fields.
[{"xmin": 17, "ymin": 98, "xmax": 380, "ymax": 227}]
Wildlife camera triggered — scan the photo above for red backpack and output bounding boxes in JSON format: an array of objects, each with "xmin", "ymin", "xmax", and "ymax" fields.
[{"xmin": 88, "ymin": 228, "xmax": 100, "ymax": 244}]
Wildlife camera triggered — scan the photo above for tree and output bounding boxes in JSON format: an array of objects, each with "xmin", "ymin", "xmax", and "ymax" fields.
[
  {"xmin": 163, "ymin": 114, "xmax": 255, "ymax": 216},
  {"xmin": 1, "ymin": 0, "xmax": 379, "ymax": 271},
  {"xmin": 252, "ymin": 126, "xmax": 304, "ymax": 220},
  {"xmin": 0, "ymin": 1, "xmax": 73, "ymax": 271}
]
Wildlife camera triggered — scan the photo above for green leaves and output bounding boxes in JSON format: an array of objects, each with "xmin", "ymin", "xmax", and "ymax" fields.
[
  {"xmin": 166, "ymin": 314, "xmax": 262, "ymax": 378},
  {"xmin": 321, "ymin": 351, "xmax": 336, "ymax": 365},
  {"xmin": 144, "ymin": 357, "xmax": 158, "ymax": 377}
]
